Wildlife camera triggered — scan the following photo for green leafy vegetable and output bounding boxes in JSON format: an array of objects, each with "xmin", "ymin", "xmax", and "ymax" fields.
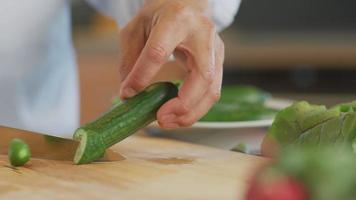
[
  {"xmin": 332, "ymin": 101, "xmax": 356, "ymax": 113},
  {"xmin": 269, "ymin": 147, "xmax": 356, "ymax": 200},
  {"xmin": 199, "ymin": 85, "xmax": 276, "ymax": 122},
  {"xmin": 266, "ymin": 101, "xmax": 356, "ymax": 151},
  {"xmin": 200, "ymin": 103, "xmax": 277, "ymax": 122},
  {"xmin": 218, "ymin": 85, "xmax": 271, "ymax": 105},
  {"xmin": 260, "ymin": 101, "xmax": 356, "ymax": 199}
]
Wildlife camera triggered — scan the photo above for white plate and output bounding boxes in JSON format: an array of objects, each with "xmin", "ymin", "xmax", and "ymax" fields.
[{"xmin": 146, "ymin": 98, "xmax": 293, "ymax": 153}]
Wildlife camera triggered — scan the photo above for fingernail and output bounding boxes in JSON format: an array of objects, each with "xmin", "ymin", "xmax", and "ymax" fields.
[
  {"xmin": 161, "ymin": 114, "xmax": 176, "ymax": 122},
  {"xmin": 122, "ymin": 87, "xmax": 137, "ymax": 98},
  {"xmin": 162, "ymin": 123, "xmax": 179, "ymax": 129}
]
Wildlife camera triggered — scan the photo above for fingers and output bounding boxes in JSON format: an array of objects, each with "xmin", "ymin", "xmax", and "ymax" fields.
[
  {"xmin": 177, "ymin": 62, "xmax": 222, "ymax": 127},
  {"xmin": 118, "ymin": 18, "xmax": 145, "ymax": 83},
  {"xmin": 178, "ymin": 23, "xmax": 216, "ymax": 110},
  {"xmin": 119, "ymin": 19, "xmax": 187, "ymax": 99},
  {"xmin": 158, "ymin": 36, "xmax": 225, "ymax": 128},
  {"xmin": 118, "ymin": 1, "xmax": 225, "ymax": 128}
]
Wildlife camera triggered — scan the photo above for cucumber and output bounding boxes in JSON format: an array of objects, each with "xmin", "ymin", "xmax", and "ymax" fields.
[
  {"xmin": 73, "ymin": 82, "xmax": 178, "ymax": 165},
  {"xmin": 8, "ymin": 139, "xmax": 31, "ymax": 167}
]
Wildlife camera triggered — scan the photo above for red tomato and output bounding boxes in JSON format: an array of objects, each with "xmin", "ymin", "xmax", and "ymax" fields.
[{"xmin": 246, "ymin": 176, "xmax": 308, "ymax": 200}]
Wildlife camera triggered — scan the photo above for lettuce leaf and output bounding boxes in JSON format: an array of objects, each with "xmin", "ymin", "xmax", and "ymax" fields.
[
  {"xmin": 267, "ymin": 101, "xmax": 356, "ymax": 150},
  {"xmin": 332, "ymin": 101, "xmax": 356, "ymax": 112}
]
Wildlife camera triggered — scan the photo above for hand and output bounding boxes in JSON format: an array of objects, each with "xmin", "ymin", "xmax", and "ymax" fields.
[{"xmin": 118, "ymin": 0, "xmax": 224, "ymax": 129}]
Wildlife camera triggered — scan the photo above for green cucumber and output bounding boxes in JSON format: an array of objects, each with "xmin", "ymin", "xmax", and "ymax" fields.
[
  {"xmin": 73, "ymin": 82, "xmax": 178, "ymax": 164},
  {"xmin": 8, "ymin": 139, "xmax": 31, "ymax": 167}
]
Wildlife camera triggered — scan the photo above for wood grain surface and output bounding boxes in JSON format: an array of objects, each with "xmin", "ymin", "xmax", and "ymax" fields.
[{"xmin": 0, "ymin": 135, "xmax": 268, "ymax": 200}]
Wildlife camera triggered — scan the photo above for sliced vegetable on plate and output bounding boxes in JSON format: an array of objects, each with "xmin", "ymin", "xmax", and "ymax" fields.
[
  {"xmin": 218, "ymin": 85, "xmax": 271, "ymax": 105},
  {"xmin": 200, "ymin": 85, "xmax": 278, "ymax": 122}
]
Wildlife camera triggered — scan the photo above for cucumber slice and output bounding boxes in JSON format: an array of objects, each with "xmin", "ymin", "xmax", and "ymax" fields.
[{"xmin": 8, "ymin": 139, "xmax": 31, "ymax": 167}]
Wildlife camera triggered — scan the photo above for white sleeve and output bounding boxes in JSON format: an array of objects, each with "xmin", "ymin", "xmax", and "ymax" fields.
[
  {"xmin": 86, "ymin": 0, "xmax": 145, "ymax": 27},
  {"xmin": 87, "ymin": 0, "xmax": 240, "ymax": 30},
  {"xmin": 208, "ymin": 0, "xmax": 241, "ymax": 31}
]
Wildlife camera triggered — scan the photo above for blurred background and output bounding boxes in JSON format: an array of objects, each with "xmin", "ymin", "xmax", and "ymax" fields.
[{"xmin": 71, "ymin": 0, "xmax": 356, "ymax": 123}]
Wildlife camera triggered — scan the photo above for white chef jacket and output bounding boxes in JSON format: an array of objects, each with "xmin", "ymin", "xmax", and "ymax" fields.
[{"xmin": 0, "ymin": 0, "xmax": 240, "ymax": 138}]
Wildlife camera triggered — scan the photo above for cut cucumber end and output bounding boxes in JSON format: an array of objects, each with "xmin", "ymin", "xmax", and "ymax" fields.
[
  {"xmin": 73, "ymin": 128, "xmax": 88, "ymax": 165},
  {"xmin": 8, "ymin": 139, "xmax": 31, "ymax": 167},
  {"xmin": 73, "ymin": 128, "xmax": 106, "ymax": 165}
]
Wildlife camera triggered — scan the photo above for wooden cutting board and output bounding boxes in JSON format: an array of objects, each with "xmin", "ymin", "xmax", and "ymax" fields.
[{"xmin": 0, "ymin": 134, "xmax": 268, "ymax": 200}]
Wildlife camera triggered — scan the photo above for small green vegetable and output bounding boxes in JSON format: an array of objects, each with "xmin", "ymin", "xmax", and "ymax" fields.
[
  {"xmin": 8, "ymin": 139, "xmax": 31, "ymax": 167},
  {"xmin": 73, "ymin": 82, "xmax": 178, "ymax": 164},
  {"xmin": 231, "ymin": 143, "xmax": 248, "ymax": 153}
]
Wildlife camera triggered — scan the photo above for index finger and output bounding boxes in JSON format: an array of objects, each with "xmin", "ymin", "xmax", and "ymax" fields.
[{"xmin": 119, "ymin": 20, "xmax": 187, "ymax": 99}]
